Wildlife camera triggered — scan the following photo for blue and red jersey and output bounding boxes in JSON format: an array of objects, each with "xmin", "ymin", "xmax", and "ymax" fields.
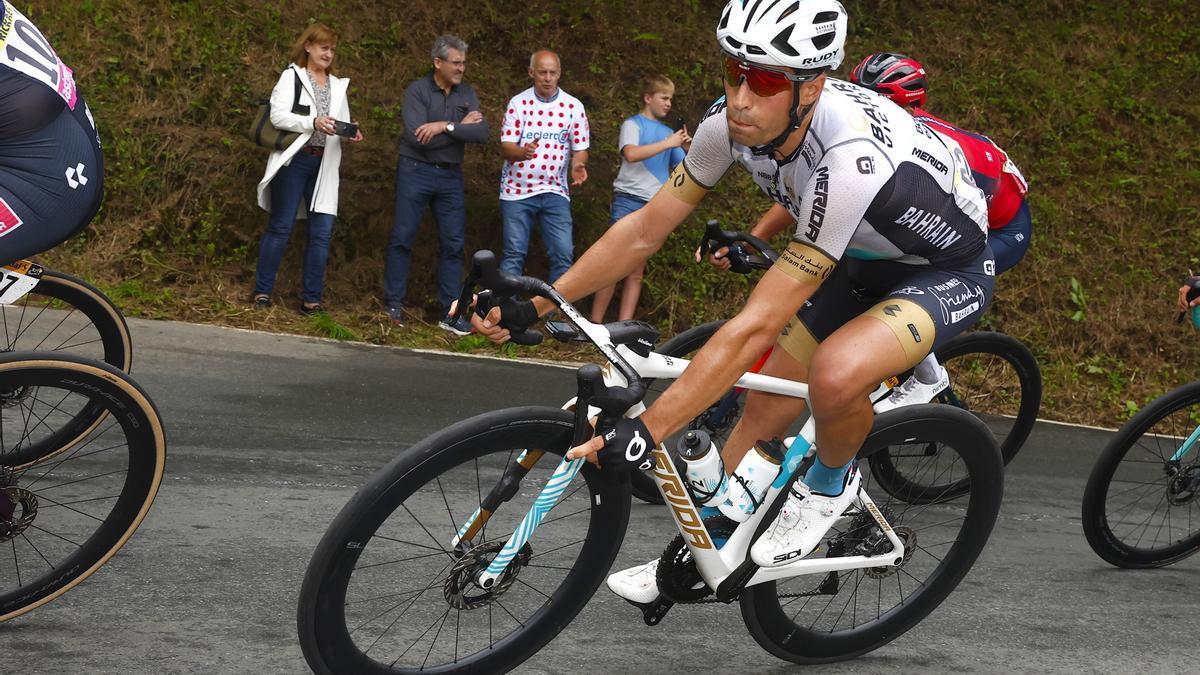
[{"xmin": 913, "ymin": 108, "xmax": 1028, "ymax": 230}]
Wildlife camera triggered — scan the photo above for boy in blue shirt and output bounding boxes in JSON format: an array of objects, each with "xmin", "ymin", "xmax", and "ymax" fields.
[{"xmin": 590, "ymin": 75, "xmax": 691, "ymax": 323}]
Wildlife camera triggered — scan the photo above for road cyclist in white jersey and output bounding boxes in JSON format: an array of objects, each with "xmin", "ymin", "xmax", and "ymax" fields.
[{"xmin": 469, "ymin": 0, "xmax": 995, "ymax": 605}]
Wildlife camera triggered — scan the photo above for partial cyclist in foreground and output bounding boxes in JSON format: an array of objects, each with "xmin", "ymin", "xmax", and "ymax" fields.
[
  {"xmin": 0, "ymin": 2, "xmax": 103, "ymax": 268},
  {"xmin": 473, "ymin": 0, "xmax": 993, "ymax": 604}
]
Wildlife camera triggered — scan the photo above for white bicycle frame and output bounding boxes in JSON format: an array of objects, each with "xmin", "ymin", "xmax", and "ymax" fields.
[{"xmin": 456, "ymin": 303, "xmax": 905, "ymax": 593}]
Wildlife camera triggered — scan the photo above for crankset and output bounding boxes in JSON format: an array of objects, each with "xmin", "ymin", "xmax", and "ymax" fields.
[
  {"xmin": 657, "ymin": 516, "xmax": 737, "ymax": 603},
  {"xmin": 443, "ymin": 540, "xmax": 532, "ymax": 610}
]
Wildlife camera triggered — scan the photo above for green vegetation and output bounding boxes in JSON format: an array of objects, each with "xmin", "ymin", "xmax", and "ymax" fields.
[{"xmin": 28, "ymin": 0, "xmax": 1200, "ymax": 426}]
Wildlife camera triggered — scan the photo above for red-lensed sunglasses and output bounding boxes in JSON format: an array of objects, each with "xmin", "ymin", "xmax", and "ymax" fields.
[{"xmin": 722, "ymin": 56, "xmax": 816, "ymax": 96}]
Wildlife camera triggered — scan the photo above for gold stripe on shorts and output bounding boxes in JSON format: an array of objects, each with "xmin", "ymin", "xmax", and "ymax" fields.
[
  {"xmin": 864, "ymin": 299, "xmax": 937, "ymax": 365},
  {"xmin": 776, "ymin": 314, "xmax": 819, "ymax": 364}
]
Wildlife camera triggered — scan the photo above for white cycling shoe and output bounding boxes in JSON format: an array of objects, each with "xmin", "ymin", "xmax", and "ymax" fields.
[
  {"xmin": 751, "ymin": 466, "xmax": 861, "ymax": 567},
  {"xmin": 875, "ymin": 364, "xmax": 949, "ymax": 413},
  {"xmin": 606, "ymin": 559, "xmax": 661, "ymax": 604}
]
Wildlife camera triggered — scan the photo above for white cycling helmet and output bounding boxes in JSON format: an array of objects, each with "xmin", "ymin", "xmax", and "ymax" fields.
[{"xmin": 717, "ymin": 0, "xmax": 848, "ymax": 72}]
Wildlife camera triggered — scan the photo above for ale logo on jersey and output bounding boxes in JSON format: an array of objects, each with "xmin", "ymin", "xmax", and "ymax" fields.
[{"xmin": 0, "ymin": 198, "xmax": 23, "ymax": 238}]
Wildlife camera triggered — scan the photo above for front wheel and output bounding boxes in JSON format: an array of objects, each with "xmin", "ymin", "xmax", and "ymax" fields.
[
  {"xmin": 1082, "ymin": 381, "xmax": 1200, "ymax": 568},
  {"xmin": 298, "ymin": 407, "xmax": 632, "ymax": 674},
  {"xmin": 741, "ymin": 404, "xmax": 1003, "ymax": 664}
]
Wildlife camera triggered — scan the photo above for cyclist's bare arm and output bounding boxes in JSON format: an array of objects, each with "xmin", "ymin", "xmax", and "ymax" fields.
[
  {"xmin": 570, "ymin": 244, "xmax": 834, "ymax": 460},
  {"xmin": 474, "ymin": 163, "xmax": 708, "ymax": 341}
]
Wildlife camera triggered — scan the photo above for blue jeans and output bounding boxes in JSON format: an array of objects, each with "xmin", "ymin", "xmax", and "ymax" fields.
[
  {"xmin": 384, "ymin": 157, "xmax": 466, "ymax": 310},
  {"xmin": 499, "ymin": 192, "xmax": 574, "ymax": 283},
  {"xmin": 254, "ymin": 151, "xmax": 335, "ymax": 304},
  {"xmin": 610, "ymin": 192, "xmax": 647, "ymax": 225}
]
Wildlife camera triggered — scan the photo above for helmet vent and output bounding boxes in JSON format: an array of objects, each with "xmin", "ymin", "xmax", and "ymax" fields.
[
  {"xmin": 719, "ymin": 6, "xmax": 732, "ymax": 30},
  {"xmin": 778, "ymin": 2, "xmax": 800, "ymax": 21},
  {"xmin": 724, "ymin": 36, "xmax": 744, "ymax": 50},
  {"xmin": 812, "ymin": 32, "xmax": 834, "ymax": 50},
  {"xmin": 743, "ymin": 0, "xmax": 765, "ymax": 31},
  {"xmin": 771, "ymin": 26, "xmax": 799, "ymax": 57},
  {"xmin": 814, "ymin": 10, "xmax": 839, "ymax": 23},
  {"xmin": 747, "ymin": 44, "xmax": 767, "ymax": 55}
]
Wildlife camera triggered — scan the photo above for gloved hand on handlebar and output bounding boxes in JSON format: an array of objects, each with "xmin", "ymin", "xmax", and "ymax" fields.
[
  {"xmin": 456, "ymin": 294, "xmax": 538, "ymax": 345},
  {"xmin": 567, "ymin": 416, "xmax": 657, "ymax": 472}
]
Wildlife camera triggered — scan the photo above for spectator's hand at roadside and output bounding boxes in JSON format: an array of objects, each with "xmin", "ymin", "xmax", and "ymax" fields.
[
  {"xmin": 1178, "ymin": 284, "xmax": 1197, "ymax": 313},
  {"xmin": 315, "ymin": 115, "xmax": 336, "ymax": 135},
  {"xmin": 415, "ymin": 121, "xmax": 449, "ymax": 144},
  {"xmin": 522, "ymin": 139, "xmax": 540, "ymax": 160},
  {"xmin": 571, "ymin": 162, "xmax": 588, "ymax": 187},
  {"xmin": 462, "ymin": 110, "xmax": 484, "ymax": 125},
  {"xmin": 665, "ymin": 128, "xmax": 689, "ymax": 149},
  {"xmin": 695, "ymin": 244, "xmax": 732, "ymax": 271},
  {"xmin": 350, "ymin": 121, "xmax": 364, "ymax": 143},
  {"xmin": 681, "ymin": 125, "xmax": 693, "ymax": 152}
]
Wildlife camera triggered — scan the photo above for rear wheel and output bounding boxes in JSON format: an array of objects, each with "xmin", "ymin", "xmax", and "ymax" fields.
[
  {"xmin": 869, "ymin": 331, "xmax": 1040, "ymax": 503},
  {"xmin": 298, "ymin": 407, "xmax": 632, "ymax": 674},
  {"xmin": 741, "ymin": 404, "xmax": 1003, "ymax": 663},
  {"xmin": 0, "ymin": 352, "xmax": 166, "ymax": 621}
]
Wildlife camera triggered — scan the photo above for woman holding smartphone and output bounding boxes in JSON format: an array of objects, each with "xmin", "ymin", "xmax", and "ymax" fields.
[{"xmin": 253, "ymin": 23, "xmax": 363, "ymax": 314}]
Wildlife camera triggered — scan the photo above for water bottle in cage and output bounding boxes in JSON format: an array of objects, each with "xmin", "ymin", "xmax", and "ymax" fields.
[
  {"xmin": 676, "ymin": 429, "xmax": 728, "ymax": 506},
  {"xmin": 718, "ymin": 438, "xmax": 784, "ymax": 522}
]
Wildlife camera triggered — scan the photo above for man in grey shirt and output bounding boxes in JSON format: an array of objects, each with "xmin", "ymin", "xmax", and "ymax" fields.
[{"xmin": 385, "ymin": 34, "xmax": 488, "ymax": 330}]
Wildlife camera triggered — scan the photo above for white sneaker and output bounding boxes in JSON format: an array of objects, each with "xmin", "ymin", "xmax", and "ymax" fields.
[
  {"xmin": 750, "ymin": 467, "xmax": 861, "ymax": 567},
  {"xmin": 606, "ymin": 559, "xmax": 661, "ymax": 604},
  {"xmin": 874, "ymin": 365, "xmax": 950, "ymax": 413}
]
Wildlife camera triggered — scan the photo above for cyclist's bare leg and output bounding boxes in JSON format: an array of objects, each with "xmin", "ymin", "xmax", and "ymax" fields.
[
  {"xmin": 807, "ymin": 313, "xmax": 928, "ymax": 468},
  {"xmin": 719, "ymin": 337, "xmax": 811, "ymax": 471}
]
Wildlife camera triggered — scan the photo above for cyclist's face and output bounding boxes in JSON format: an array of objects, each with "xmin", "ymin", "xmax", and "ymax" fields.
[
  {"xmin": 724, "ymin": 71, "xmax": 822, "ymax": 147},
  {"xmin": 435, "ymin": 48, "xmax": 467, "ymax": 85},
  {"xmin": 645, "ymin": 91, "xmax": 673, "ymax": 120},
  {"xmin": 529, "ymin": 52, "xmax": 561, "ymax": 98}
]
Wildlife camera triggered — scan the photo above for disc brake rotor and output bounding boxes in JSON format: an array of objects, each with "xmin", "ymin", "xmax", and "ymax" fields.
[{"xmin": 443, "ymin": 540, "xmax": 532, "ymax": 610}]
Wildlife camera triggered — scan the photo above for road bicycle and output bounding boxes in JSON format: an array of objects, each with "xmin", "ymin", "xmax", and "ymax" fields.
[
  {"xmin": 630, "ymin": 223, "xmax": 1041, "ymax": 505},
  {"xmin": 297, "ymin": 251, "xmax": 1004, "ymax": 672},
  {"xmin": 1081, "ymin": 277, "xmax": 1200, "ymax": 567},
  {"xmin": 0, "ymin": 261, "xmax": 163, "ymax": 622}
]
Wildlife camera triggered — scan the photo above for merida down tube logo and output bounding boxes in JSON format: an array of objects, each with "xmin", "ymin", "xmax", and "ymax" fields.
[
  {"xmin": 651, "ymin": 446, "xmax": 713, "ymax": 549},
  {"xmin": 804, "ymin": 166, "xmax": 829, "ymax": 242}
]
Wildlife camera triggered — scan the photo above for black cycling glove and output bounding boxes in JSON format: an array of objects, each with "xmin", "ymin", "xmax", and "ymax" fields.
[
  {"xmin": 596, "ymin": 417, "xmax": 656, "ymax": 472},
  {"xmin": 497, "ymin": 296, "xmax": 538, "ymax": 333}
]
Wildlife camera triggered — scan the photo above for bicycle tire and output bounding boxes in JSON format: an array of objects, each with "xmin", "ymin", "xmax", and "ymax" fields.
[
  {"xmin": 868, "ymin": 331, "xmax": 1041, "ymax": 504},
  {"xmin": 0, "ymin": 352, "xmax": 166, "ymax": 621},
  {"xmin": 1082, "ymin": 381, "xmax": 1200, "ymax": 568},
  {"xmin": 298, "ymin": 406, "xmax": 632, "ymax": 674},
  {"xmin": 630, "ymin": 320, "xmax": 729, "ymax": 504},
  {"xmin": 741, "ymin": 404, "xmax": 1003, "ymax": 664},
  {"xmin": 0, "ymin": 270, "xmax": 134, "ymax": 467}
]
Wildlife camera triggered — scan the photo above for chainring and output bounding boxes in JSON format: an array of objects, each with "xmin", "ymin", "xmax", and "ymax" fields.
[
  {"xmin": 443, "ymin": 540, "xmax": 532, "ymax": 610},
  {"xmin": 656, "ymin": 516, "xmax": 737, "ymax": 603}
]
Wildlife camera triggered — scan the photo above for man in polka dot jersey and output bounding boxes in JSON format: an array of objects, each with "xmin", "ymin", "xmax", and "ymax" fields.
[{"xmin": 497, "ymin": 49, "xmax": 590, "ymax": 282}]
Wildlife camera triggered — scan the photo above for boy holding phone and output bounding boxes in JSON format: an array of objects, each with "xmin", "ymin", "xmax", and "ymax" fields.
[{"xmin": 590, "ymin": 75, "xmax": 691, "ymax": 323}]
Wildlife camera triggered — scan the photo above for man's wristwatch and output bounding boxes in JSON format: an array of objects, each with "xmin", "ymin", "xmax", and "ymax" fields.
[{"xmin": 446, "ymin": 122, "xmax": 456, "ymax": 134}]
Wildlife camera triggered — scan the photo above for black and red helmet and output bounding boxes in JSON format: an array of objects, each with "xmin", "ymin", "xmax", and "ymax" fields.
[{"xmin": 849, "ymin": 52, "xmax": 927, "ymax": 108}]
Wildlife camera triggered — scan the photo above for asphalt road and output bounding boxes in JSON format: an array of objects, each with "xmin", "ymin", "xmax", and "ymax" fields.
[{"xmin": 2, "ymin": 319, "xmax": 1197, "ymax": 674}]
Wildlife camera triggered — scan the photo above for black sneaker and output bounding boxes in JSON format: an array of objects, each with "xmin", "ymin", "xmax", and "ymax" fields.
[
  {"xmin": 251, "ymin": 294, "xmax": 271, "ymax": 308},
  {"xmin": 385, "ymin": 306, "xmax": 406, "ymax": 327},
  {"xmin": 437, "ymin": 311, "xmax": 473, "ymax": 337},
  {"xmin": 299, "ymin": 303, "xmax": 325, "ymax": 316}
]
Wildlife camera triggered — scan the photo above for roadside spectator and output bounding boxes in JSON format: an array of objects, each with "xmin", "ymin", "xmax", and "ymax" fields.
[
  {"xmin": 253, "ymin": 23, "xmax": 363, "ymax": 315},
  {"xmin": 590, "ymin": 75, "xmax": 690, "ymax": 323},
  {"xmin": 384, "ymin": 34, "xmax": 488, "ymax": 331},
  {"xmin": 498, "ymin": 50, "xmax": 590, "ymax": 283}
]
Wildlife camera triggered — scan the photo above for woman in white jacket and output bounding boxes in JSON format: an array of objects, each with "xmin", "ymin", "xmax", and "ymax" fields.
[{"xmin": 252, "ymin": 23, "xmax": 362, "ymax": 314}]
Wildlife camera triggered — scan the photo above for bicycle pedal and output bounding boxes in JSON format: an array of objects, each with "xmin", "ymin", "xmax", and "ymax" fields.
[{"xmin": 630, "ymin": 596, "xmax": 674, "ymax": 626}]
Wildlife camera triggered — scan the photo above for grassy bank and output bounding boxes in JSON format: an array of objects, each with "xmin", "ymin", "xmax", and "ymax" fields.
[{"xmin": 26, "ymin": 0, "xmax": 1200, "ymax": 426}]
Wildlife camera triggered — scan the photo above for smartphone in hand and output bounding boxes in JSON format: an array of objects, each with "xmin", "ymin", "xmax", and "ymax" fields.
[{"xmin": 332, "ymin": 120, "xmax": 359, "ymax": 138}]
